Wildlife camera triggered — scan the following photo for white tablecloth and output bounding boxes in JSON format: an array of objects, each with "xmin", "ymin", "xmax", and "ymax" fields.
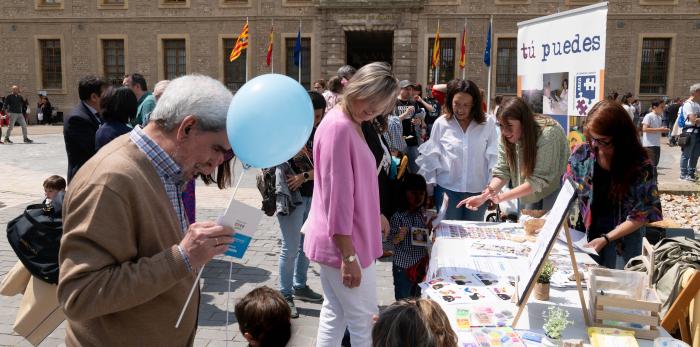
[{"xmin": 425, "ymin": 223, "xmax": 670, "ymax": 346}]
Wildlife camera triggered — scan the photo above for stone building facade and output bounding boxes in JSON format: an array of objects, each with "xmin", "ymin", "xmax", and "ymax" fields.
[{"xmin": 0, "ymin": 0, "xmax": 698, "ymax": 118}]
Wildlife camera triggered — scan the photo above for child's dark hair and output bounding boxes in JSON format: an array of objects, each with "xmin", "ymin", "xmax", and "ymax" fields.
[
  {"xmin": 650, "ymin": 98, "xmax": 664, "ymax": 108},
  {"xmin": 43, "ymin": 175, "xmax": 66, "ymax": 191},
  {"xmin": 308, "ymin": 90, "xmax": 327, "ymax": 111},
  {"xmin": 234, "ymin": 286, "xmax": 291, "ymax": 347},
  {"xmin": 397, "ymin": 173, "xmax": 427, "ymax": 211}
]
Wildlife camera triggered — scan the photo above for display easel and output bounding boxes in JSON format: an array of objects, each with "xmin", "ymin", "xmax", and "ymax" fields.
[{"xmin": 511, "ymin": 179, "xmax": 590, "ymax": 327}]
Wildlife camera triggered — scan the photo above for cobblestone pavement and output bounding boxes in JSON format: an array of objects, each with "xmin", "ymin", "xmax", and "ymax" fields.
[
  {"xmin": 0, "ymin": 128, "xmax": 396, "ymax": 346},
  {"xmin": 0, "ymin": 126, "xmax": 697, "ymax": 346}
]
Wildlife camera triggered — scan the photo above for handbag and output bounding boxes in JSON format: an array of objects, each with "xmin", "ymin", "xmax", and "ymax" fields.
[
  {"xmin": 6, "ymin": 203, "xmax": 62, "ymax": 284},
  {"xmin": 406, "ymin": 255, "xmax": 430, "ymax": 284},
  {"xmin": 678, "ymin": 131, "xmax": 691, "ymax": 148}
]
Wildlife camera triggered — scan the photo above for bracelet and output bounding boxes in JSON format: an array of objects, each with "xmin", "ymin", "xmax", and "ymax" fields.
[{"xmin": 601, "ymin": 234, "xmax": 610, "ymax": 245}]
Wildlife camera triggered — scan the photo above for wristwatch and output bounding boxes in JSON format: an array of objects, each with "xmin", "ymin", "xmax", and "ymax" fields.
[
  {"xmin": 303, "ymin": 172, "xmax": 310, "ymax": 182},
  {"xmin": 343, "ymin": 254, "xmax": 357, "ymax": 263}
]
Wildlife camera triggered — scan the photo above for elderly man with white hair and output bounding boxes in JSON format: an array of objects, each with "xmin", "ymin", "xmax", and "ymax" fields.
[
  {"xmin": 679, "ymin": 83, "xmax": 700, "ymax": 181},
  {"xmin": 58, "ymin": 75, "xmax": 235, "ymax": 346}
]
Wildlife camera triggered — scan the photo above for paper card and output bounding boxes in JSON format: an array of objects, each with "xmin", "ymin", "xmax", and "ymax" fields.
[
  {"xmin": 431, "ymin": 192, "xmax": 449, "ymax": 230},
  {"xmin": 470, "ymin": 327, "xmax": 526, "ymax": 347},
  {"xmin": 217, "ymin": 198, "xmax": 263, "ymax": 259},
  {"xmin": 411, "ymin": 227, "xmax": 429, "ymax": 246},
  {"xmin": 455, "ymin": 309, "xmax": 471, "ymax": 330}
]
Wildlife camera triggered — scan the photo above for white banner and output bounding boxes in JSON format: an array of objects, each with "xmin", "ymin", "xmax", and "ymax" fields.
[{"xmin": 517, "ymin": 2, "xmax": 608, "ymax": 135}]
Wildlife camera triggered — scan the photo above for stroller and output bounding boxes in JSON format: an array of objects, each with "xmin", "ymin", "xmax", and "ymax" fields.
[{"xmin": 484, "ymin": 187, "xmax": 519, "ymax": 223}]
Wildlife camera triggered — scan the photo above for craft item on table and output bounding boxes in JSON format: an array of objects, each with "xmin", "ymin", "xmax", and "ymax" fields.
[
  {"xmin": 587, "ymin": 327, "xmax": 639, "ymax": 347},
  {"xmin": 519, "ymin": 331, "xmax": 543, "ymax": 343},
  {"xmin": 456, "ymin": 309, "xmax": 471, "ymax": 330},
  {"xmin": 653, "ymin": 337, "xmax": 690, "ymax": 347},
  {"xmin": 562, "ymin": 339, "xmax": 584, "ymax": 347},
  {"xmin": 469, "ymin": 306, "xmax": 515, "ymax": 327},
  {"xmin": 472, "ymin": 241, "xmax": 532, "ymax": 258},
  {"xmin": 521, "ymin": 209, "xmax": 547, "ymax": 218},
  {"xmin": 523, "ymin": 218, "xmax": 546, "ymax": 236},
  {"xmin": 489, "ymin": 285, "xmax": 515, "ymax": 301},
  {"xmin": 411, "ymin": 227, "xmax": 429, "ymax": 246},
  {"xmin": 556, "ymin": 227, "xmax": 598, "ymax": 255},
  {"xmin": 462, "ymin": 327, "xmax": 526, "ymax": 347},
  {"xmin": 475, "ymin": 273, "xmax": 501, "ymax": 286}
]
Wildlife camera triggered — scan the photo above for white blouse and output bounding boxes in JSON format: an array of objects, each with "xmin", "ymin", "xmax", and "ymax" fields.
[{"xmin": 416, "ymin": 115, "xmax": 498, "ymax": 194}]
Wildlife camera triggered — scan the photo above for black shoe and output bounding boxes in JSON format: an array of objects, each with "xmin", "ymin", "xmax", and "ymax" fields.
[
  {"xmin": 293, "ymin": 285, "xmax": 324, "ymax": 303},
  {"xmin": 284, "ymin": 295, "xmax": 299, "ymax": 318},
  {"xmin": 4, "ymin": 138, "xmax": 12, "ymax": 144},
  {"xmin": 23, "ymin": 138, "xmax": 33, "ymax": 144}
]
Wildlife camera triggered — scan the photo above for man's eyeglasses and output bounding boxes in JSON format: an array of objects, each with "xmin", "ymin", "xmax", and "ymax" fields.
[{"xmin": 590, "ymin": 136, "xmax": 613, "ymax": 148}]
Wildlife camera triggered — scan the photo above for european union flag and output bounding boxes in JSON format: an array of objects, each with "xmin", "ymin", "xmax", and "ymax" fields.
[
  {"xmin": 483, "ymin": 20, "xmax": 491, "ymax": 67},
  {"xmin": 294, "ymin": 28, "xmax": 301, "ymax": 66}
]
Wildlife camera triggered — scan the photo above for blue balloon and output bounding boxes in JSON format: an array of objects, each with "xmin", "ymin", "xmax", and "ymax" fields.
[{"xmin": 226, "ymin": 74, "xmax": 314, "ymax": 168}]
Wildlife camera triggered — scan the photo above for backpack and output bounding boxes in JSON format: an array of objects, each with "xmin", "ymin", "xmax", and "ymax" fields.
[
  {"xmin": 256, "ymin": 168, "xmax": 277, "ymax": 216},
  {"xmin": 6, "ymin": 202, "xmax": 62, "ymax": 284},
  {"xmin": 677, "ymin": 103, "xmax": 686, "ymax": 129}
]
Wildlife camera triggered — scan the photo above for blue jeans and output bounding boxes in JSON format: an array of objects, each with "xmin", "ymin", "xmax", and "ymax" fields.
[
  {"xmin": 277, "ymin": 196, "xmax": 312, "ymax": 297},
  {"xmin": 392, "ymin": 265, "xmax": 420, "ymax": 300},
  {"xmin": 594, "ymin": 229, "xmax": 643, "ymax": 269},
  {"xmin": 680, "ymin": 131, "xmax": 700, "ymax": 177},
  {"xmin": 407, "ymin": 145, "xmax": 420, "ymax": 173},
  {"xmin": 434, "ymin": 185, "xmax": 487, "ymax": 221}
]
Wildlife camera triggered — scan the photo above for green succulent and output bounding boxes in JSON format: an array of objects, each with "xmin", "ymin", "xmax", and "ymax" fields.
[{"xmin": 538, "ymin": 260, "xmax": 555, "ymax": 284}]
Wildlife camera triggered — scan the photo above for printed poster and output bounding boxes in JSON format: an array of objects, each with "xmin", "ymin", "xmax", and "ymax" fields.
[{"xmin": 517, "ymin": 2, "xmax": 608, "ymax": 148}]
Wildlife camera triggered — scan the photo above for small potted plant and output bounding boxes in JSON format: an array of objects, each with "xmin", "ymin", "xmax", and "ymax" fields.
[
  {"xmin": 535, "ymin": 260, "xmax": 555, "ymax": 301},
  {"xmin": 543, "ymin": 306, "xmax": 573, "ymax": 342}
]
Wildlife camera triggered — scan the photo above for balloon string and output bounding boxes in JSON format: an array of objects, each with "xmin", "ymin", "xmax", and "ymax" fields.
[
  {"xmin": 175, "ymin": 167, "xmax": 249, "ymax": 329},
  {"xmin": 225, "ymin": 257, "xmax": 234, "ymax": 345}
]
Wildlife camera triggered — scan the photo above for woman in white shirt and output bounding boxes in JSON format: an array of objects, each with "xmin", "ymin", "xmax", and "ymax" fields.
[{"xmin": 416, "ymin": 79, "xmax": 498, "ymax": 221}]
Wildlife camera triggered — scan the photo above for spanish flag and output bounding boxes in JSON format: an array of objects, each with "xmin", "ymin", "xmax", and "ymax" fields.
[
  {"xmin": 229, "ymin": 20, "xmax": 249, "ymax": 62},
  {"xmin": 266, "ymin": 25, "xmax": 274, "ymax": 66},
  {"xmin": 431, "ymin": 23, "xmax": 440, "ymax": 69},
  {"xmin": 459, "ymin": 25, "xmax": 467, "ymax": 70}
]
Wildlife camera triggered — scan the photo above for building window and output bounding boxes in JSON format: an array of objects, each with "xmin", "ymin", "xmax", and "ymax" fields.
[
  {"xmin": 639, "ymin": 38, "xmax": 670, "ymax": 95},
  {"xmin": 103, "ymin": 0, "xmax": 125, "ymax": 4},
  {"xmin": 99, "ymin": 0, "xmax": 127, "ymax": 8},
  {"xmin": 223, "ymin": 38, "xmax": 247, "ymax": 92},
  {"xmin": 163, "ymin": 39, "xmax": 187, "ymax": 80},
  {"xmin": 36, "ymin": 0, "xmax": 63, "ymax": 9},
  {"xmin": 285, "ymin": 37, "xmax": 311, "ymax": 89},
  {"xmin": 159, "ymin": 0, "xmax": 189, "ymax": 7},
  {"xmin": 427, "ymin": 37, "xmax": 455, "ymax": 85},
  {"xmin": 496, "ymin": 38, "xmax": 517, "ymax": 94},
  {"xmin": 39, "ymin": 39, "xmax": 62, "ymax": 89},
  {"xmin": 103, "ymin": 39, "xmax": 125, "ymax": 86}
]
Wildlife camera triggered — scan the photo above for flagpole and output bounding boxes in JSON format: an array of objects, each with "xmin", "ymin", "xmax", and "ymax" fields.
[
  {"xmin": 486, "ymin": 15, "xmax": 493, "ymax": 112},
  {"xmin": 245, "ymin": 17, "xmax": 249, "ymax": 83},
  {"xmin": 435, "ymin": 19, "xmax": 440, "ymax": 85},
  {"xmin": 462, "ymin": 18, "xmax": 467, "ymax": 80},
  {"xmin": 271, "ymin": 18, "xmax": 274, "ymax": 74},
  {"xmin": 298, "ymin": 20, "xmax": 302, "ymax": 84}
]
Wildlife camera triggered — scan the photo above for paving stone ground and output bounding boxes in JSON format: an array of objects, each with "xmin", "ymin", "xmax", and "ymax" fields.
[
  {"xmin": 0, "ymin": 127, "xmax": 395, "ymax": 347},
  {"xmin": 0, "ymin": 126, "xmax": 696, "ymax": 346}
]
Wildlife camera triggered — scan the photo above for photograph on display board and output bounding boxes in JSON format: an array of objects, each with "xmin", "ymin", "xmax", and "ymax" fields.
[{"xmin": 542, "ymin": 72, "xmax": 569, "ymax": 116}]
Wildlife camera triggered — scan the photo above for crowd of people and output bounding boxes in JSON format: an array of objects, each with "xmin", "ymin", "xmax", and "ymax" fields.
[{"xmin": 3, "ymin": 59, "xmax": 699, "ymax": 346}]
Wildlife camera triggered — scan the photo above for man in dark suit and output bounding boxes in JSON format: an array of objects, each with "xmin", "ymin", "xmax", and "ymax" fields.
[{"xmin": 63, "ymin": 75, "xmax": 108, "ymax": 183}]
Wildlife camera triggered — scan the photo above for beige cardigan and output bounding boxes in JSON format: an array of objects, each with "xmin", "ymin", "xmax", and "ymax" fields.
[{"xmin": 58, "ymin": 135, "xmax": 198, "ymax": 347}]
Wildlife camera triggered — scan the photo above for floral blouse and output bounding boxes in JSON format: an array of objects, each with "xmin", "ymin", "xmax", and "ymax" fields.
[{"xmin": 563, "ymin": 143, "xmax": 662, "ymax": 233}]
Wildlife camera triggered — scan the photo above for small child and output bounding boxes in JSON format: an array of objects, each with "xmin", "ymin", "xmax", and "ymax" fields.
[
  {"xmin": 234, "ymin": 286, "xmax": 291, "ymax": 347},
  {"xmin": 372, "ymin": 299, "xmax": 458, "ymax": 347},
  {"xmin": 389, "ymin": 173, "xmax": 429, "ymax": 300},
  {"xmin": 642, "ymin": 99, "xmax": 668, "ymax": 181},
  {"xmin": 43, "ymin": 175, "xmax": 66, "ymax": 202}
]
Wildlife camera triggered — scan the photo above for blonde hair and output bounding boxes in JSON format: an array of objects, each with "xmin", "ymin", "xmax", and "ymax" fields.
[{"xmin": 341, "ymin": 62, "xmax": 398, "ymax": 119}]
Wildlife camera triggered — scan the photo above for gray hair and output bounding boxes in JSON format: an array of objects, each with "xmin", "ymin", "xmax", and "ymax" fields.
[
  {"xmin": 153, "ymin": 80, "xmax": 170, "ymax": 101},
  {"xmin": 149, "ymin": 74, "xmax": 232, "ymax": 132},
  {"xmin": 341, "ymin": 62, "xmax": 399, "ymax": 117},
  {"xmin": 337, "ymin": 65, "xmax": 357, "ymax": 80},
  {"xmin": 690, "ymin": 83, "xmax": 700, "ymax": 94}
]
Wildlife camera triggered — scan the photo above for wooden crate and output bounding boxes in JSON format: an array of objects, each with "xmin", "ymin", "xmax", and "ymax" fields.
[{"xmin": 587, "ymin": 238, "xmax": 661, "ymax": 340}]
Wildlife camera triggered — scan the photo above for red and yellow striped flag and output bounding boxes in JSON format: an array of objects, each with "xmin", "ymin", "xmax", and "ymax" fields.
[
  {"xmin": 431, "ymin": 25, "xmax": 440, "ymax": 69},
  {"xmin": 229, "ymin": 20, "xmax": 249, "ymax": 62},
  {"xmin": 266, "ymin": 25, "xmax": 274, "ymax": 66},
  {"xmin": 459, "ymin": 26, "xmax": 467, "ymax": 70}
]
